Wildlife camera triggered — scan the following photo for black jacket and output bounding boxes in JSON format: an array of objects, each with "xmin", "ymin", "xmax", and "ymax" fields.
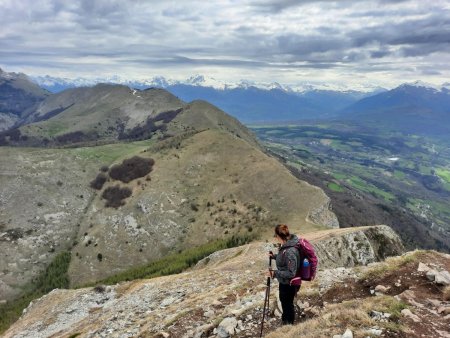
[{"xmin": 273, "ymin": 235, "xmax": 300, "ymax": 285}]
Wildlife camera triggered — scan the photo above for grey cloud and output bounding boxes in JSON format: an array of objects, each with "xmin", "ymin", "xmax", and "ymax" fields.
[
  {"xmin": 249, "ymin": 0, "xmax": 304, "ymax": 13},
  {"xmin": 0, "ymin": 0, "xmax": 448, "ymax": 84},
  {"xmin": 51, "ymin": 0, "xmax": 131, "ymax": 19},
  {"xmin": 276, "ymin": 34, "xmax": 349, "ymax": 56},
  {"xmin": 400, "ymin": 44, "xmax": 450, "ymax": 57},
  {"xmin": 370, "ymin": 50, "xmax": 392, "ymax": 59},
  {"xmin": 249, "ymin": 0, "xmax": 409, "ymax": 13},
  {"xmin": 421, "ymin": 69, "xmax": 442, "ymax": 75},
  {"xmin": 350, "ymin": 14, "xmax": 450, "ymax": 50}
]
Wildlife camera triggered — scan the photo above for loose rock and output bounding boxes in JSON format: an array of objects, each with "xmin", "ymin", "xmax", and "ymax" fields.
[
  {"xmin": 342, "ymin": 328, "xmax": 353, "ymax": 338},
  {"xmin": 435, "ymin": 271, "xmax": 450, "ymax": 286},
  {"xmin": 417, "ymin": 262, "xmax": 430, "ymax": 273},
  {"xmin": 366, "ymin": 328, "xmax": 383, "ymax": 336},
  {"xmin": 438, "ymin": 306, "xmax": 450, "ymax": 315},
  {"xmin": 401, "ymin": 309, "xmax": 421, "ymax": 323},
  {"xmin": 374, "ymin": 285, "xmax": 389, "ymax": 294},
  {"xmin": 426, "ymin": 269, "xmax": 438, "ymax": 282}
]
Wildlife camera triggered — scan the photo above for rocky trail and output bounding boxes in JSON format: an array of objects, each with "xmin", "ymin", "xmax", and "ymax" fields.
[{"xmin": 3, "ymin": 225, "xmax": 449, "ymax": 338}]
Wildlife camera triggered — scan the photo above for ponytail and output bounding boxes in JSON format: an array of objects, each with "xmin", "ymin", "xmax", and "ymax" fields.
[{"xmin": 274, "ymin": 224, "xmax": 292, "ymax": 241}]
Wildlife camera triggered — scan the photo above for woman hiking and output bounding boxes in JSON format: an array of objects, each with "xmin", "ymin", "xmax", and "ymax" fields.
[{"xmin": 267, "ymin": 224, "xmax": 300, "ymax": 325}]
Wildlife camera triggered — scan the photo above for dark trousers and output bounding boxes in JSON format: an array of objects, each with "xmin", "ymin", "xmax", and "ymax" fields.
[{"xmin": 279, "ymin": 283, "xmax": 298, "ymax": 324}]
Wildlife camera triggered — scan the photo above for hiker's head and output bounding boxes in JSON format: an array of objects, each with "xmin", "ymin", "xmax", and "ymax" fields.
[{"xmin": 274, "ymin": 224, "xmax": 291, "ymax": 242}]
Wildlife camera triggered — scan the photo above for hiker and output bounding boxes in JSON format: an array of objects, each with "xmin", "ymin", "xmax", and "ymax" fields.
[{"xmin": 267, "ymin": 224, "xmax": 300, "ymax": 325}]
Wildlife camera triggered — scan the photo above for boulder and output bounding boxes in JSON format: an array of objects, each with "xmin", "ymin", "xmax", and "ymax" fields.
[
  {"xmin": 217, "ymin": 317, "xmax": 238, "ymax": 338},
  {"xmin": 426, "ymin": 269, "xmax": 438, "ymax": 282},
  {"xmin": 435, "ymin": 271, "xmax": 450, "ymax": 286},
  {"xmin": 417, "ymin": 262, "xmax": 430, "ymax": 272},
  {"xmin": 374, "ymin": 285, "xmax": 389, "ymax": 294}
]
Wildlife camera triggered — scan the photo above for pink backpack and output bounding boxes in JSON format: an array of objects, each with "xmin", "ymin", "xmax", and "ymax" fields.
[{"xmin": 290, "ymin": 237, "xmax": 318, "ymax": 287}]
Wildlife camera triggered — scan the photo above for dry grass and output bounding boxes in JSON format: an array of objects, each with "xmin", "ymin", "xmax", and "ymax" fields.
[
  {"xmin": 266, "ymin": 296, "xmax": 406, "ymax": 338},
  {"xmin": 443, "ymin": 286, "xmax": 450, "ymax": 301},
  {"xmin": 360, "ymin": 250, "xmax": 426, "ymax": 280}
]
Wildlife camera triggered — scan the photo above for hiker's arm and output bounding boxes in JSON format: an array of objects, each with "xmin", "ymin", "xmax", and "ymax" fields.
[{"xmin": 274, "ymin": 250, "xmax": 297, "ymax": 280}]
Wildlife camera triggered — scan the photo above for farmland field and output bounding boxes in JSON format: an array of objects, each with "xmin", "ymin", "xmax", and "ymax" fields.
[{"xmin": 251, "ymin": 122, "xmax": 450, "ymax": 251}]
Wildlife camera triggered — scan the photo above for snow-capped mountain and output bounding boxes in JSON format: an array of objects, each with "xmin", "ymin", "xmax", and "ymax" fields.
[
  {"xmin": 27, "ymin": 72, "xmax": 449, "ymax": 125},
  {"xmin": 397, "ymin": 80, "xmax": 445, "ymax": 92},
  {"xmin": 31, "ymin": 73, "xmax": 388, "ymax": 93}
]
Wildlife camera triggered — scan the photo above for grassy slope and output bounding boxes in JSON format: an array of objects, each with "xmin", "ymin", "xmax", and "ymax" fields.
[{"xmin": 68, "ymin": 128, "xmax": 331, "ymax": 286}]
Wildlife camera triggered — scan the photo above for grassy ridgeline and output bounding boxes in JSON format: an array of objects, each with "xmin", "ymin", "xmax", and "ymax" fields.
[
  {"xmin": 0, "ymin": 251, "xmax": 71, "ymax": 334},
  {"xmin": 0, "ymin": 234, "xmax": 254, "ymax": 334}
]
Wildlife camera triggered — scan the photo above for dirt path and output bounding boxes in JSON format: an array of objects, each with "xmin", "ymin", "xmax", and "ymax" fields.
[{"xmin": 302, "ymin": 225, "xmax": 378, "ymax": 242}]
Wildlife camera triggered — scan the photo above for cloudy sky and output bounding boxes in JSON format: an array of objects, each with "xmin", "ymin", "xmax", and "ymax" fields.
[{"xmin": 1, "ymin": 0, "xmax": 449, "ymax": 88}]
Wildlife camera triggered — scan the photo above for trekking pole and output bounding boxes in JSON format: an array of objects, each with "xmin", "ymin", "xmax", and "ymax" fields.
[{"xmin": 259, "ymin": 255, "xmax": 272, "ymax": 338}]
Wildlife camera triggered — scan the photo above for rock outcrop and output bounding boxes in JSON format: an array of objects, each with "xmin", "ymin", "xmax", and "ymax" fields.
[{"xmin": 312, "ymin": 225, "xmax": 404, "ymax": 268}]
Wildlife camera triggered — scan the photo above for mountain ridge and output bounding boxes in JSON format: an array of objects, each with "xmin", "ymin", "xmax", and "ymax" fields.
[
  {"xmin": 0, "ymin": 83, "xmax": 258, "ymax": 147},
  {"xmin": 0, "ymin": 68, "xmax": 49, "ymax": 131}
]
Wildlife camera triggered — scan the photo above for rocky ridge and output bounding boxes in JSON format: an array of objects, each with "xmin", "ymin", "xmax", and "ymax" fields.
[{"xmin": 2, "ymin": 225, "xmax": 410, "ymax": 338}]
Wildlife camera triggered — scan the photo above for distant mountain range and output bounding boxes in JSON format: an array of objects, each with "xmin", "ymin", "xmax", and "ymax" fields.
[
  {"xmin": 2, "ymin": 68, "xmax": 450, "ymax": 137},
  {"xmin": 32, "ymin": 73, "xmax": 385, "ymax": 122},
  {"xmin": 32, "ymin": 73, "xmax": 385, "ymax": 93},
  {"xmin": 341, "ymin": 81, "xmax": 450, "ymax": 136}
]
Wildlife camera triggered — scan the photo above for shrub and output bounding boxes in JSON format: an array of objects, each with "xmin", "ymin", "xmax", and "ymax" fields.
[
  {"xmin": 109, "ymin": 156, "xmax": 154, "ymax": 183},
  {"xmin": 94, "ymin": 285, "xmax": 105, "ymax": 293},
  {"xmin": 92, "ymin": 234, "xmax": 255, "ymax": 286},
  {"xmin": 100, "ymin": 165, "xmax": 109, "ymax": 172},
  {"xmin": 90, "ymin": 173, "xmax": 107, "ymax": 190},
  {"xmin": 55, "ymin": 131, "xmax": 86, "ymax": 144},
  {"xmin": 102, "ymin": 185, "xmax": 132, "ymax": 208},
  {"xmin": 97, "ymin": 253, "xmax": 103, "ymax": 262}
]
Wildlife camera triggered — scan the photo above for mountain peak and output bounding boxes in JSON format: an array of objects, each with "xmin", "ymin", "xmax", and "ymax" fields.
[{"xmin": 398, "ymin": 80, "xmax": 442, "ymax": 91}]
